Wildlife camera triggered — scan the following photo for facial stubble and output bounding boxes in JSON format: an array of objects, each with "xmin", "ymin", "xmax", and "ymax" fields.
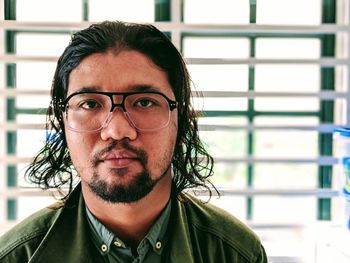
[{"xmin": 87, "ymin": 140, "xmax": 171, "ymax": 203}]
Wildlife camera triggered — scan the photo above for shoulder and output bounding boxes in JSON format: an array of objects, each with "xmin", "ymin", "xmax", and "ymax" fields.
[
  {"xmin": 177, "ymin": 193, "xmax": 266, "ymax": 262},
  {"xmin": 179, "ymin": 193, "xmax": 258, "ymax": 241},
  {"xmin": 0, "ymin": 201, "xmax": 64, "ymax": 261}
]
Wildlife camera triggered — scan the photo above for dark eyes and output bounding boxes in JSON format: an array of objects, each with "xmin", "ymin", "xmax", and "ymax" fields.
[
  {"xmin": 69, "ymin": 94, "xmax": 164, "ymax": 111},
  {"xmin": 79, "ymin": 100, "xmax": 102, "ymax": 109},
  {"xmin": 135, "ymin": 99, "xmax": 156, "ymax": 108}
]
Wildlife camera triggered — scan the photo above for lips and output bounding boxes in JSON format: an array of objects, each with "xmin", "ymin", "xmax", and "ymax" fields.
[{"xmin": 99, "ymin": 150, "xmax": 139, "ymax": 168}]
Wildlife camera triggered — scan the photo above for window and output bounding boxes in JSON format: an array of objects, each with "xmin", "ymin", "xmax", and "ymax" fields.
[{"xmin": 1, "ymin": 0, "xmax": 348, "ymax": 262}]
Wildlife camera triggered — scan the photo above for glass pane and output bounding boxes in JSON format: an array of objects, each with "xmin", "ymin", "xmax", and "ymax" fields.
[
  {"xmin": 200, "ymin": 130, "xmax": 247, "ymax": 158},
  {"xmin": 17, "ymin": 62, "xmax": 56, "ymax": 90},
  {"xmin": 89, "ymin": 0, "xmax": 155, "ymax": 22},
  {"xmin": 16, "ymin": 95, "xmax": 50, "ymax": 109},
  {"xmin": 336, "ymin": 66, "xmax": 348, "ymax": 92},
  {"xmin": 334, "ymin": 98, "xmax": 347, "ymax": 125},
  {"xmin": 189, "ymin": 65, "xmax": 249, "ymax": 92},
  {"xmin": 198, "ymin": 116, "xmax": 248, "ymax": 126},
  {"xmin": 17, "ymin": 129, "xmax": 46, "ymax": 157},
  {"xmin": 16, "ymin": 0, "xmax": 82, "ymax": 22},
  {"xmin": 18, "ymin": 196, "xmax": 56, "ymax": 221},
  {"xmin": 255, "ymin": 65, "xmax": 320, "ymax": 93},
  {"xmin": 256, "ymin": 228, "xmax": 315, "ymax": 262},
  {"xmin": 254, "ymin": 130, "xmax": 318, "ymax": 158},
  {"xmin": 256, "ymin": 38, "xmax": 320, "ymax": 59},
  {"xmin": 212, "ymin": 163, "xmax": 247, "ymax": 189},
  {"xmin": 254, "ymin": 116, "xmax": 319, "ymax": 126},
  {"xmin": 332, "ymin": 195, "xmax": 346, "ymax": 224},
  {"xmin": 209, "ymin": 196, "xmax": 247, "ymax": 222},
  {"xmin": 183, "ymin": 0, "xmax": 250, "ymax": 24},
  {"xmin": 183, "ymin": 37, "xmax": 250, "ymax": 58},
  {"xmin": 256, "ymin": 0, "xmax": 321, "ymax": 25},
  {"xmin": 254, "ymin": 97, "xmax": 319, "ymax": 111},
  {"xmin": 253, "ymin": 197, "xmax": 317, "ymax": 224},
  {"xmin": 16, "ymin": 33, "xmax": 70, "ymax": 56},
  {"xmin": 17, "ymin": 163, "xmax": 31, "ymax": 188},
  {"xmin": 254, "ymin": 164, "xmax": 318, "ymax": 189},
  {"xmin": 16, "ymin": 114, "xmax": 47, "ymax": 125},
  {"xmin": 193, "ymin": 97, "xmax": 248, "ymax": 111}
]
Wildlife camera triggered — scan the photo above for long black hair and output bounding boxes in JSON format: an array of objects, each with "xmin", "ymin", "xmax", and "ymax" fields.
[{"xmin": 25, "ymin": 21, "xmax": 216, "ymax": 199}]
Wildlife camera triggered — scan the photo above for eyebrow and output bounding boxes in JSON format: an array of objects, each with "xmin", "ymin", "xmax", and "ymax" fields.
[
  {"xmin": 73, "ymin": 84, "xmax": 161, "ymax": 94},
  {"xmin": 75, "ymin": 86, "xmax": 101, "ymax": 93},
  {"xmin": 129, "ymin": 85, "xmax": 160, "ymax": 92}
]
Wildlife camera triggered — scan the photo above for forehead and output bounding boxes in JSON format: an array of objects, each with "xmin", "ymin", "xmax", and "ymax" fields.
[{"xmin": 67, "ymin": 50, "xmax": 173, "ymax": 97}]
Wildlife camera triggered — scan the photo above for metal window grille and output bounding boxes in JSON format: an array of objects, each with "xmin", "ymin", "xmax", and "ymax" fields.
[{"xmin": 0, "ymin": 0, "xmax": 348, "ymax": 261}]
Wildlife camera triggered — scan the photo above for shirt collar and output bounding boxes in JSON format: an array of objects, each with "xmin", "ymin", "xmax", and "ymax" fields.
[
  {"xmin": 85, "ymin": 200, "xmax": 172, "ymax": 256},
  {"xmin": 144, "ymin": 200, "xmax": 171, "ymax": 254}
]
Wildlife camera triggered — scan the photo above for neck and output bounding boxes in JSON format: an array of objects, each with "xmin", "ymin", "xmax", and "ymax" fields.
[{"xmin": 82, "ymin": 173, "xmax": 172, "ymax": 247}]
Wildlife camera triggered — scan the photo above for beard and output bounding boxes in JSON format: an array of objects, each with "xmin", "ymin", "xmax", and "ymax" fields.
[
  {"xmin": 87, "ymin": 139, "xmax": 170, "ymax": 203},
  {"xmin": 88, "ymin": 168, "xmax": 167, "ymax": 203}
]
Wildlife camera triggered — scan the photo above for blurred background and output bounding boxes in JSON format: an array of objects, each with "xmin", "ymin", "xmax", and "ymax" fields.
[{"xmin": 1, "ymin": 0, "xmax": 350, "ymax": 262}]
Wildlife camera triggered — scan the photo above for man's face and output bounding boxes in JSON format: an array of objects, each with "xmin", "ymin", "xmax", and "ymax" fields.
[{"xmin": 64, "ymin": 50, "xmax": 178, "ymax": 203}]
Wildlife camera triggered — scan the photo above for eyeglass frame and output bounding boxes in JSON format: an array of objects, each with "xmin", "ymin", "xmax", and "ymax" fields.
[{"xmin": 58, "ymin": 90, "xmax": 178, "ymax": 132}]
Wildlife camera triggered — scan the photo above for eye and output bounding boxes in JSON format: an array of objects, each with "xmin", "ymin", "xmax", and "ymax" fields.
[
  {"xmin": 135, "ymin": 98, "xmax": 156, "ymax": 108},
  {"xmin": 79, "ymin": 99, "xmax": 102, "ymax": 110}
]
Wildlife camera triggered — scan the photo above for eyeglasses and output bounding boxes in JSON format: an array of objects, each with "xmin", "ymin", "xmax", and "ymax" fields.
[{"xmin": 59, "ymin": 91, "xmax": 178, "ymax": 133}]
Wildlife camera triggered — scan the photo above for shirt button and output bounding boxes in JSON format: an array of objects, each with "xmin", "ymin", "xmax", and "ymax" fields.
[
  {"xmin": 101, "ymin": 244, "xmax": 108, "ymax": 252},
  {"xmin": 155, "ymin": 241, "xmax": 162, "ymax": 250},
  {"xmin": 114, "ymin": 241, "xmax": 122, "ymax": 247}
]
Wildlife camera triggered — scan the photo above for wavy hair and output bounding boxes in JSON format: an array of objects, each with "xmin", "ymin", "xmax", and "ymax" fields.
[{"xmin": 25, "ymin": 21, "xmax": 217, "ymax": 199}]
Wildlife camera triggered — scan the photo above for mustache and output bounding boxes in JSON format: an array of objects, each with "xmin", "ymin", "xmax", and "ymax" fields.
[{"xmin": 91, "ymin": 139, "xmax": 148, "ymax": 167}]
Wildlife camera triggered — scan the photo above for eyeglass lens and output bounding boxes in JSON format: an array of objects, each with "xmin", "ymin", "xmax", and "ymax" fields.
[{"xmin": 65, "ymin": 92, "xmax": 172, "ymax": 132}]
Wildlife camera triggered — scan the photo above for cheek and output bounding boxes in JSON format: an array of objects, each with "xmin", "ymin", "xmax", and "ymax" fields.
[
  {"xmin": 166, "ymin": 117, "xmax": 178, "ymax": 152},
  {"xmin": 65, "ymin": 130, "xmax": 94, "ymax": 167},
  {"xmin": 145, "ymin": 121, "xmax": 178, "ymax": 164}
]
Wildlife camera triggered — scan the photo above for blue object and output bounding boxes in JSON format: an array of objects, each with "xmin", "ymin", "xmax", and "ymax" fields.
[
  {"xmin": 341, "ymin": 157, "xmax": 350, "ymax": 196},
  {"xmin": 46, "ymin": 131, "xmax": 62, "ymax": 144},
  {"xmin": 334, "ymin": 127, "xmax": 350, "ymax": 137}
]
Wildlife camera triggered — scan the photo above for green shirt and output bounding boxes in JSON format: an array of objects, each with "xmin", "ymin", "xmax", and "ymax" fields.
[{"xmin": 86, "ymin": 201, "xmax": 171, "ymax": 263}]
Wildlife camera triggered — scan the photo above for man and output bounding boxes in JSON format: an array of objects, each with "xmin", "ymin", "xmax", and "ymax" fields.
[{"xmin": 0, "ymin": 21, "xmax": 267, "ymax": 262}]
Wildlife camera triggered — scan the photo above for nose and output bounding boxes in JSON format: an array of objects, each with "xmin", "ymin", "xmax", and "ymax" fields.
[{"xmin": 100, "ymin": 108, "xmax": 137, "ymax": 141}]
